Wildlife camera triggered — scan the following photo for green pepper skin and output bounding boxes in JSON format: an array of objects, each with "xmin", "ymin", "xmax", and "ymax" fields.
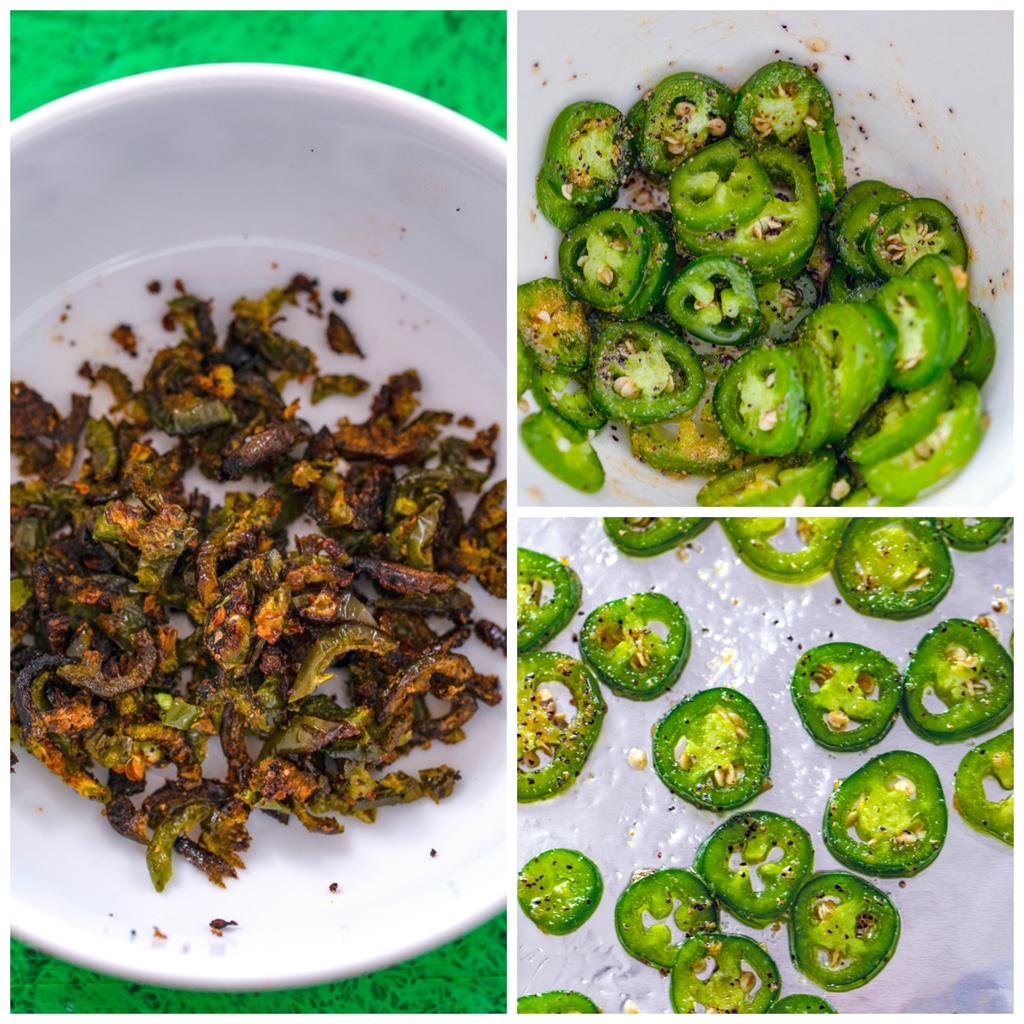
[
  {"xmin": 832, "ymin": 518, "xmax": 953, "ymax": 620},
  {"xmin": 603, "ymin": 516, "xmax": 711, "ymax": 556},
  {"xmin": 769, "ymin": 995, "xmax": 838, "ymax": 1014},
  {"xmin": 521, "ymin": 409, "xmax": 605, "ymax": 494},
  {"xmin": 579, "ymin": 592, "xmax": 691, "ymax": 700},
  {"xmin": 697, "ymin": 450, "xmax": 837, "ymax": 508},
  {"xmin": 953, "ymin": 302, "xmax": 996, "ymax": 386},
  {"xmin": 517, "ymin": 652, "xmax": 606, "ymax": 803},
  {"xmin": 670, "ymin": 933, "xmax": 781, "ymax": 1013},
  {"xmin": 664, "ymin": 254, "xmax": 762, "ymax": 345},
  {"xmin": 953, "ymin": 728, "xmax": 1013, "ymax": 845},
  {"xmin": 824, "ymin": 750, "xmax": 948, "ymax": 876},
  {"xmin": 517, "ymin": 991, "xmax": 600, "ymax": 1014},
  {"xmin": 516, "ymin": 548, "xmax": 583, "ymax": 654},
  {"xmin": 532, "ymin": 363, "xmax": 608, "ymax": 432},
  {"xmin": 536, "ymin": 169, "xmax": 613, "ymax": 232},
  {"xmin": 517, "ymin": 848, "xmax": 603, "ymax": 935},
  {"xmin": 516, "ymin": 278, "xmax": 591, "ymax": 372},
  {"xmin": 789, "ymin": 872, "xmax": 900, "ymax": 991},
  {"xmin": 721, "ymin": 517, "xmax": 848, "ymax": 584},
  {"xmin": 873, "ymin": 275, "xmax": 950, "ymax": 391},
  {"xmin": 694, "ymin": 811, "xmax": 814, "ymax": 925},
  {"xmin": 614, "ymin": 868, "xmax": 718, "ymax": 968},
  {"xmin": 652, "ymin": 687, "xmax": 770, "ymax": 811},
  {"xmin": 791, "ymin": 642, "xmax": 902, "ymax": 752},
  {"xmin": 903, "ymin": 618, "xmax": 1014, "ymax": 743},
  {"xmin": 937, "ymin": 517, "xmax": 1013, "ymax": 552}
]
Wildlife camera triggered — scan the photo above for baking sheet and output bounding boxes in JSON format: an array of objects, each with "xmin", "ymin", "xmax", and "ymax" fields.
[{"xmin": 517, "ymin": 517, "xmax": 1013, "ymax": 1013}]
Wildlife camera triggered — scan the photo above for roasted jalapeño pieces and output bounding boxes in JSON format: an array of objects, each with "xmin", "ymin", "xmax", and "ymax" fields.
[
  {"xmin": 791, "ymin": 643, "xmax": 902, "ymax": 752},
  {"xmin": 721, "ymin": 517, "xmax": 847, "ymax": 583},
  {"xmin": 953, "ymin": 728, "xmax": 1013, "ymax": 845},
  {"xmin": 832, "ymin": 517, "xmax": 953, "ymax": 620},
  {"xmin": 902, "ymin": 618, "xmax": 1014, "ymax": 742},
  {"xmin": 670, "ymin": 933, "xmax": 781, "ymax": 1014},
  {"xmin": 789, "ymin": 872, "xmax": 900, "ymax": 992},
  {"xmin": 516, "ymin": 548, "xmax": 582, "ymax": 654},
  {"xmin": 517, "ymin": 652, "xmax": 606, "ymax": 802},
  {"xmin": 652, "ymin": 687, "xmax": 769, "ymax": 811},
  {"xmin": 824, "ymin": 750, "xmax": 948, "ymax": 877},
  {"xmin": 614, "ymin": 868, "xmax": 718, "ymax": 969},
  {"xmin": 579, "ymin": 593, "xmax": 690, "ymax": 700},
  {"xmin": 603, "ymin": 516, "xmax": 710, "ymax": 556},
  {"xmin": 517, "ymin": 848, "xmax": 603, "ymax": 935},
  {"xmin": 694, "ymin": 811, "xmax": 814, "ymax": 926}
]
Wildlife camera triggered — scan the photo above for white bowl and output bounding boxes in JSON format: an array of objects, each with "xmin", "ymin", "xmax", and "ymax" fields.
[
  {"xmin": 517, "ymin": 11, "xmax": 1012, "ymax": 508},
  {"xmin": 12, "ymin": 64, "xmax": 506, "ymax": 990}
]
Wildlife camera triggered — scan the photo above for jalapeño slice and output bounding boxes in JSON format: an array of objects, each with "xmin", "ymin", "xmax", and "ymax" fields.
[
  {"xmin": 789, "ymin": 872, "xmax": 900, "ymax": 991},
  {"xmin": 832, "ymin": 518, "xmax": 953, "ymax": 620},
  {"xmin": 517, "ymin": 651, "xmax": 606, "ymax": 803},
  {"xmin": 696, "ymin": 449, "xmax": 837, "ymax": 508},
  {"xmin": 664, "ymin": 254, "xmax": 762, "ymax": 345},
  {"xmin": 520, "ymin": 409, "xmax": 605, "ymax": 495},
  {"xmin": 721, "ymin": 517, "xmax": 848, "ymax": 583},
  {"xmin": 517, "ymin": 848, "xmax": 603, "ymax": 935},
  {"xmin": 937, "ymin": 517, "xmax": 1013, "ymax": 552},
  {"xmin": 903, "ymin": 618, "xmax": 1014, "ymax": 742},
  {"xmin": 953, "ymin": 728, "xmax": 1013, "ymax": 846},
  {"xmin": 733, "ymin": 61, "xmax": 835, "ymax": 151},
  {"xmin": 603, "ymin": 516, "xmax": 711, "ymax": 556},
  {"xmin": 517, "ymin": 991, "xmax": 600, "ymax": 1014},
  {"xmin": 614, "ymin": 867, "xmax": 718, "ymax": 969},
  {"xmin": 693, "ymin": 811, "xmax": 814, "ymax": 925},
  {"xmin": 670, "ymin": 933, "xmax": 781, "ymax": 1014},
  {"xmin": 579, "ymin": 592, "xmax": 691, "ymax": 700},
  {"xmin": 516, "ymin": 277, "xmax": 591, "ymax": 372},
  {"xmin": 652, "ymin": 687, "xmax": 770, "ymax": 811},
  {"xmin": 517, "ymin": 548, "xmax": 582, "ymax": 654},
  {"xmin": 824, "ymin": 750, "xmax": 948, "ymax": 876},
  {"xmin": 769, "ymin": 994, "xmax": 838, "ymax": 1014},
  {"xmin": 791, "ymin": 642, "xmax": 902, "ymax": 752}
]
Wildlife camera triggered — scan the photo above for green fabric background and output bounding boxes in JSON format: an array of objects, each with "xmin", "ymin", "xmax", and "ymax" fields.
[{"xmin": 10, "ymin": 8, "xmax": 507, "ymax": 1015}]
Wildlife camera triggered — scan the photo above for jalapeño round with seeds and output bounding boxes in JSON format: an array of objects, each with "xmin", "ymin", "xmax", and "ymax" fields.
[
  {"xmin": 721, "ymin": 516, "xmax": 848, "ymax": 584},
  {"xmin": 824, "ymin": 750, "xmax": 948, "ymax": 877},
  {"xmin": 902, "ymin": 618, "xmax": 1014, "ymax": 742},
  {"xmin": 832, "ymin": 517, "xmax": 953, "ymax": 620},
  {"xmin": 953, "ymin": 728, "xmax": 1013, "ymax": 846},
  {"xmin": 579, "ymin": 592, "xmax": 691, "ymax": 700},
  {"xmin": 603, "ymin": 516, "xmax": 711, "ymax": 556},
  {"xmin": 516, "ymin": 548, "xmax": 582, "ymax": 654},
  {"xmin": 693, "ymin": 811, "xmax": 814, "ymax": 925},
  {"xmin": 790, "ymin": 642, "xmax": 902, "ymax": 752},
  {"xmin": 613, "ymin": 868, "xmax": 718, "ymax": 969},
  {"xmin": 789, "ymin": 871, "xmax": 901, "ymax": 991},
  {"xmin": 517, "ymin": 652, "xmax": 606, "ymax": 803},
  {"xmin": 670, "ymin": 932, "xmax": 781, "ymax": 1014},
  {"xmin": 937, "ymin": 517, "xmax": 1013, "ymax": 552},
  {"xmin": 517, "ymin": 847, "xmax": 604, "ymax": 935},
  {"xmin": 652, "ymin": 687, "xmax": 770, "ymax": 811}
]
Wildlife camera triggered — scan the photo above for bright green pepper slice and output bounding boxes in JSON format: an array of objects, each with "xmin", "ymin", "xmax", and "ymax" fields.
[
  {"xmin": 531, "ymin": 363, "xmax": 607, "ymax": 432},
  {"xmin": 789, "ymin": 872, "xmax": 900, "ymax": 991},
  {"xmin": 824, "ymin": 750, "xmax": 948, "ymax": 876},
  {"xmin": 696, "ymin": 449, "xmax": 837, "ymax": 508},
  {"xmin": 670, "ymin": 933, "xmax": 781, "ymax": 1013},
  {"xmin": 769, "ymin": 995, "xmax": 838, "ymax": 1014},
  {"xmin": 791, "ymin": 642, "xmax": 902, "ymax": 752},
  {"xmin": 807, "ymin": 119, "xmax": 845, "ymax": 212},
  {"xmin": 603, "ymin": 516, "xmax": 711, "ymax": 556},
  {"xmin": 652, "ymin": 687, "xmax": 770, "ymax": 811},
  {"xmin": 516, "ymin": 278, "xmax": 591, "ymax": 372},
  {"xmin": 860, "ymin": 381, "xmax": 984, "ymax": 504},
  {"xmin": 541, "ymin": 100, "xmax": 635, "ymax": 208},
  {"xmin": 516, "ymin": 548, "xmax": 582, "ymax": 654},
  {"xmin": 693, "ymin": 811, "xmax": 814, "ymax": 925},
  {"xmin": 517, "ymin": 848, "xmax": 603, "ymax": 935},
  {"xmin": 517, "ymin": 651, "xmax": 606, "ymax": 803},
  {"xmin": 712, "ymin": 345, "xmax": 805, "ymax": 456},
  {"xmin": 517, "ymin": 991, "xmax": 600, "ymax": 1014},
  {"xmin": 953, "ymin": 302, "xmax": 996, "ymax": 386},
  {"xmin": 866, "ymin": 197, "xmax": 969, "ymax": 278},
  {"xmin": 873, "ymin": 274, "xmax": 950, "ymax": 390},
  {"xmin": 579, "ymin": 592, "xmax": 690, "ymax": 700},
  {"xmin": 613, "ymin": 868, "xmax": 718, "ymax": 969},
  {"xmin": 517, "ymin": 338, "xmax": 533, "ymax": 401},
  {"xmin": 829, "ymin": 182, "xmax": 911, "ymax": 279},
  {"xmin": 953, "ymin": 728, "xmax": 1013, "ymax": 845},
  {"xmin": 907, "ymin": 254, "xmax": 970, "ymax": 373},
  {"xmin": 722, "ymin": 517, "xmax": 848, "ymax": 583},
  {"xmin": 755, "ymin": 274, "xmax": 818, "ymax": 344},
  {"xmin": 937, "ymin": 517, "xmax": 1013, "ymax": 551},
  {"xmin": 521, "ymin": 409, "xmax": 604, "ymax": 494},
  {"xmin": 664, "ymin": 254, "xmax": 762, "ymax": 344},
  {"xmin": 733, "ymin": 61, "xmax": 835, "ymax": 151},
  {"xmin": 832, "ymin": 517, "xmax": 953, "ymax": 620},
  {"xmin": 536, "ymin": 169, "xmax": 613, "ymax": 232},
  {"xmin": 903, "ymin": 618, "xmax": 1014, "ymax": 742},
  {"xmin": 636, "ymin": 71, "xmax": 735, "ymax": 177},
  {"xmin": 589, "ymin": 320, "xmax": 704, "ymax": 424}
]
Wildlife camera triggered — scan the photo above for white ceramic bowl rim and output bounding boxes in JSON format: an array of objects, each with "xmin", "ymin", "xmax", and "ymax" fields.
[{"xmin": 11, "ymin": 62, "xmax": 507, "ymax": 992}]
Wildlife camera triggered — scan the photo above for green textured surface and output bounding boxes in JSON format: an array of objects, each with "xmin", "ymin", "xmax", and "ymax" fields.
[{"xmin": 10, "ymin": 8, "xmax": 507, "ymax": 1015}]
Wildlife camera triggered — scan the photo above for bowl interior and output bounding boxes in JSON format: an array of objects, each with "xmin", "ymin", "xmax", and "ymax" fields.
[
  {"xmin": 517, "ymin": 11, "xmax": 1012, "ymax": 507},
  {"xmin": 11, "ymin": 64, "xmax": 507, "ymax": 989}
]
